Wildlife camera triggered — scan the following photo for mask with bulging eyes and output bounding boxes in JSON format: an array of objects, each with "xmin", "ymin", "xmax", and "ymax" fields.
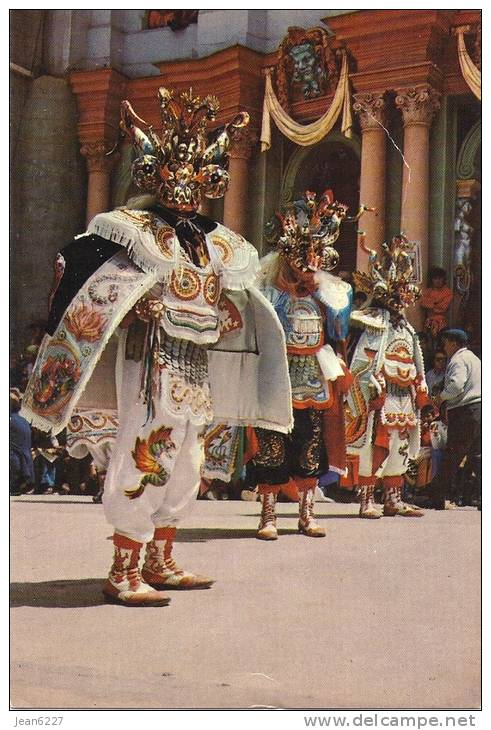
[
  {"xmin": 119, "ymin": 88, "xmax": 249, "ymax": 213},
  {"xmin": 268, "ymin": 189, "xmax": 354, "ymax": 273},
  {"xmin": 353, "ymin": 233, "xmax": 421, "ymax": 313}
]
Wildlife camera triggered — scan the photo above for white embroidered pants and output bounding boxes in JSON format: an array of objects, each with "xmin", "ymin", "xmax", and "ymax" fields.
[{"xmin": 103, "ymin": 342, "xmax": 206, "ymax": 544}]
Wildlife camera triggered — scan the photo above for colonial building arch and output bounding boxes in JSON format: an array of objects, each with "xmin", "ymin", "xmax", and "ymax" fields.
[{"xmin": 280, "ymin": 131, "xmax": 360, "ymax": 206}]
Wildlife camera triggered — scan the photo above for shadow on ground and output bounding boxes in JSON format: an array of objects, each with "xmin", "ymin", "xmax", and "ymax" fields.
[
  {"xmin": 10, "ymin": 579, "xmax": 107, "ymax": 608},
  {"xmin": 175, "ymin": 519, "xmax": 358, "ymax": 543},
  {"xmin": 10, "ymin": 498, "xmax": 95, "ymax": 505}
]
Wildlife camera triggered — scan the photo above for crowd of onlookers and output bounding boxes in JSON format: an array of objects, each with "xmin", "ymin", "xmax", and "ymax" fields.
[{"xmin": 9, "ymin": 388, "xmax": 102, "ymax": 499}]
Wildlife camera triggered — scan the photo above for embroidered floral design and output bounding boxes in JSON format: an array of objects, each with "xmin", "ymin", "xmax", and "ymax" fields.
[
  {"xmin": 398, "ymin": 435, "xmax": 410, "ymax": 467},
  {"xmin": 167, "ymin": 374, "xmax": 213, "ymax": 422},
  {"xmin": 32, "ymin": 350, "xmax": 81, "ymax": 414},
  {"xmin": 126, "ymin": 426, "xmax": 177, "ymax": 500},
  {"xmin": 217, "ymin": 294, "xmax": 242, "ymax": 334},
  {"xmin": 65, "ymin": 303, "xmax": 107, "ymax": 342},
  {"xmin": 203, "ymin": 274, "xmax": 219, "ymax": 304},
  {"xmin": 288, "ymin": 353, "xmax": 330, "ymax": 407},
  {"xmin": 254, "ymin": 429, "xmax": 286, "ymax": 468},
  {"xmin": 203, "ymin": 425, "xmax": 233, "ymax": 468},
  {"xmin": 155, "ymin": 225, "xmax": 175, "ymax": 258},
  {"xmin": 299, "ymin": 410, "xmax": 323, "ymax": 473},
  {"xmin": 87, "ymin": 276, "xmax": 119, "ymax": 306},
  {"xmin": 383, "ymin": 338, "xmax": 416, "ymax": 386},
  {"xmin": 170, "ymin": 268, "xmax": 201, "ymax": 300},
  {"xmin": 211, "ymin": 234, "xmax": 233, "ymax": 263}
]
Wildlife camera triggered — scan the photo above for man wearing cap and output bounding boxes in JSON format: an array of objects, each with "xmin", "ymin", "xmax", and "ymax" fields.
[{"xmin": 432, "ymin": 329, "xmax": 481, "ymax": 509}]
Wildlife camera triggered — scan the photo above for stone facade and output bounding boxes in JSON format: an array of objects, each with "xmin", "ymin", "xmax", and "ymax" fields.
[{"xmin": 10, "ymin": 9, "xmax": 481, "ymax": 349}]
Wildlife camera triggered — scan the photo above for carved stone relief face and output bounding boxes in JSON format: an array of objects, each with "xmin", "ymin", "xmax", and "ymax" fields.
[{"xmin": 289, "ymin": 42, "xmax": 324, "ymax": 98}]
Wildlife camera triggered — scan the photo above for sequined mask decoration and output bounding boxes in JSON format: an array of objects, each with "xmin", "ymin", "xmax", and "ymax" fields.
[
  {"xmin": 353, "ymin": 233, "xmax": 421, "ymax": 313},
  {"xmin": 119, "ymin": 87, "xmax": 250, "ymax": 212}
]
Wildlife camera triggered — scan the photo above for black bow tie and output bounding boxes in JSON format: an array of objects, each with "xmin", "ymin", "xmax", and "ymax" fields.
[{"xmin": 154, "ymin": 206, "xmax": 211, "ymax": 266}]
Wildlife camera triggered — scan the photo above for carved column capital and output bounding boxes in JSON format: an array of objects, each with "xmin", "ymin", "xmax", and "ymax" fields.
[
  {"xmin": 395, "ymin": 85, "xmax": 441, "ymax": 128},
  {"xmin": 80, "ymin": 141, "xmax": 116, "ymax": 173},
  {"xmin": 456, "ymin": 178, "xmax": 481, "ymax": 200},
  {"xmin": 353, "ymin": 92, "xmax": 387, "ymax": 131},
  {"xmin": 229, "ymin": 128, "xmax": 258, "ymax": 160}
]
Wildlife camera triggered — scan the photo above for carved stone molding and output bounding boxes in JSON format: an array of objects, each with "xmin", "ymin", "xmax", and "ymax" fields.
[
  {"xmin": 352, "ymin": 92, "xmax": 387, "ymax": 131},
  {"xmin": 274, "ymin": 26, "xmax": 340, "ymax": 113},
  {"xmin": 229, "ymin": 128, "xmax": 258, "ymax": 160},
  {"xmin": 394, "ymin": 85, "xmax": 441, "ymax": 127},
  {"xmin": 453, "ymin": 193, "xmax": 475, "ymax": 298},
  {"xmin": 80, "ymin": 142, "xmax": 116, "ymax": 174}
]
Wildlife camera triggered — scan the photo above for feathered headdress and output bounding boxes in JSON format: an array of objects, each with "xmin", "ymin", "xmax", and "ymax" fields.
[{"xmin": 118, "ymin": 87, "xmax": 249, "ymax": 212}]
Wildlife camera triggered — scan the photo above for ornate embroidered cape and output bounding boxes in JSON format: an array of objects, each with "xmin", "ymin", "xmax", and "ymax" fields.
[
  {"xmin": 21, "ymin": 208, "xmax": 292, "ymax": 436},
  {"xmin": 345, "ymin": 307, "xmax": 428, "ymax": 476}
]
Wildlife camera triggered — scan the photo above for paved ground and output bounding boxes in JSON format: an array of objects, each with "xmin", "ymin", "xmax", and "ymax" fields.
[{"xmin": 10, "ymin": 496, "xmax": 480, "ymax": 710}]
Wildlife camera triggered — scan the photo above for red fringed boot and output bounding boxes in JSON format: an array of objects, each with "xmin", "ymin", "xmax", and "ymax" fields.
[
  {"xmin": 142, "ymin": 527, "xmax": 214, "ymax": 589},
  {"xmin": 358, "ymin": 479, "xmax": 382, "ymax": 519},
  {"xmin": 103, "ymin": 533, "xmax": 171, "ymax": 606},
  {"xmin": 383, "ymin": 477, "xmax": 424, "ymax": 517}
]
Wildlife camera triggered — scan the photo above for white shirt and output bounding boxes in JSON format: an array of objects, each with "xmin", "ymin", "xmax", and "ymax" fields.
[{"xmin": 440, "ymin": 347, "xmax": 481, "ymax": 410}]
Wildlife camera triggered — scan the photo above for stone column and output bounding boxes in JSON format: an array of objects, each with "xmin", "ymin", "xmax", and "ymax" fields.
[
  {"xmin": 395, "ymin": 86, "xmax": 441, "ymax": 285},
  {"xmin": 223, "ymin": 129, "xmax": 257, "ymax": 237},
  {"xmin": 81, "ymin": 142, "xmax": 115, "ymax": 224},
  {"xmin": 70, "ymin": 68, "xmax": 127, "ymax": 224},
  {"xmin": 352, "ymin": 92, "xmax": 388, "ymax": 270}
]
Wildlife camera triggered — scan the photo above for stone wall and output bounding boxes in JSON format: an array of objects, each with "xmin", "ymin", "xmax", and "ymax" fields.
[
  {"xmin": 11, "ymin": 76, "xmax": 85, "ymax": 350},
  {"xmin": 41, "ymin": 9, "xmax": 356, "ymax": 78}
]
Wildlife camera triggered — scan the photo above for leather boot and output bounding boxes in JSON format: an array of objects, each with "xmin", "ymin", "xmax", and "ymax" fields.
[
  {"xmin": 256, "ymin": 489, "xmax": 279, "ymax": 540},
  {"xmin": 142, "ymin": 527, "xmax": 214, "ymax": 589},
  {"xmin": 383, "ymin": 482, "xmax": 424, "ymax": 517},
  {"xmin": 298, "ymin": 487, "xmax": 326, "ymax": 537},
  {"xmin": 103, "ymin": 534, "xmax": 171, "ymax": 606},
  {"xmin": 359, "ymin": 483, "xmax": 382, "ymax": 519}
]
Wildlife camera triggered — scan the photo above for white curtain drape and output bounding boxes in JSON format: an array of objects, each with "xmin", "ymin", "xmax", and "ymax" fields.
[{"xmin": 456, "ymin": 27, "xmax": 481, "ymax": 101}]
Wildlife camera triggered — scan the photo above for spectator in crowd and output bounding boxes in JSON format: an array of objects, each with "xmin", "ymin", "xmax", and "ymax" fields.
[
  {"xmin": 425, "ymin": 349, "xmax": 447, "ymax": 396},
  {"xmin": 31, "ymin": 430, "xmax": 62, "ymax": 494},
  {"xmin": 404, "ymin": 405, "xmax": 447, "ymax": 506},
  {"xmin": 9, "ymin": 388, "xmax": 35, "ymax": 496},
  {"xmin": 419, "ymin": 267, "xmax": 453, "ymax": 352},
  {"xmin": 24, "ymin": 345, "xmax": 38, "ymax": 380},
  {"xmin": 431, "ymin": 328, "xmax": 481, "ymax": 509},
  {"xmin": 9, "ymin": 352, "xmax": 24, "ymax": 389}
]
